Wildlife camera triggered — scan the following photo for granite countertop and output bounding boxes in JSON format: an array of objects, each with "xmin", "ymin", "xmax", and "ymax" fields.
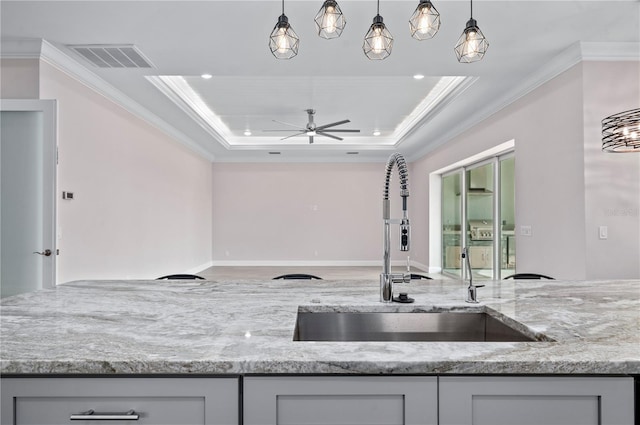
[{"xmin": 1, "ymin": 278, "xmax": 639, "ymax": 375}]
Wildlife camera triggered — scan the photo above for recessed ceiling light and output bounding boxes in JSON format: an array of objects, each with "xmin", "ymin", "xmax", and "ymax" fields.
[
  {"xmin": 373, "ymin": 130, "xmax": 381, "ymax": 136},
  {"xmin": 413, "ymin": 74, "xmax": 425, "ymax": 80},
  {"xmin": 201, "ymin": 73, "xmax": 213, "ymax": 79},
  {"xmin": 244, "ymin": 130, "xmax": 252, "ymax": 136}
]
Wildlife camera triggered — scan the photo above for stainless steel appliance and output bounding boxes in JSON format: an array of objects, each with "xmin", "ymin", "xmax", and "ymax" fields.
[{"xmin": 469, "ymin": 220, "xmax": 493, "ymax": 241}]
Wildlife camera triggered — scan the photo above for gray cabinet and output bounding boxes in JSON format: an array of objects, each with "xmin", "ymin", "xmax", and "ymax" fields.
[
  {"xmin": 0, "ymin": 377, "xmax": 238, "ymax": 425},
  {"xmin": 439, "ymin": 376, "xmax": 634, "ymax": 425},
  {"xmin": 243, "ymin": 376, "xmax": 438, "ymax": 425}
]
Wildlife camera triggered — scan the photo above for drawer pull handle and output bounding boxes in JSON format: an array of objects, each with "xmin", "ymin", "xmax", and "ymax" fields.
[{"xmin": 70, "ymin": 409, "xmax": 139, "ymax": 421}]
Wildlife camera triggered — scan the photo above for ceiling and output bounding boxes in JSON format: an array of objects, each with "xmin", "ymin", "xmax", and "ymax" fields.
[{"xmin": 1, "ymin": 1, "xmax": 639, "ymax": 162}]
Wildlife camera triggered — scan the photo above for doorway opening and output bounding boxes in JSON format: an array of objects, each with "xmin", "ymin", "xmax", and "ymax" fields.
[{"xmin": 429, "ymin": 141, "xmax": 515, "ymax": 280}]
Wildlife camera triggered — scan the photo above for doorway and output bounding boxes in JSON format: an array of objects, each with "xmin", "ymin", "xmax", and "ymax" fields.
[
  {"xmin": 1, "ymin": 100, "xmax": 57, "ymax": 297},
  {"xmin": 441, "ymin": 154, "xmax": 515, "ymax": 280}
]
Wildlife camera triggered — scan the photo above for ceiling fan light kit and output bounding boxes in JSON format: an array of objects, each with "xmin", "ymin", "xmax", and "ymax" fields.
[
  {"xmin": 314, "ymin": 0, "xmax": 346, "ymax": 39},
  {"xmin": 409, "ymin": 0, "xmax": 441, "ymax": 41},
  {"xmin": 269, "ymin": 0, "xmax": 300, "ymax": 60},
  {"xmin": 268, "ymin": 0, "xmax": 487, "ymax": 62}
]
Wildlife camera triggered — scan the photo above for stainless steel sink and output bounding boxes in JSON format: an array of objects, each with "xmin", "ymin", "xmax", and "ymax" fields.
[{"xmin": 293, "ymin": 311, "xmax": 545, "ymax": 342}]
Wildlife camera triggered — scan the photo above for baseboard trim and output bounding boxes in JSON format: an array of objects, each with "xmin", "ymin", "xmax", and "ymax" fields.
[
  {"xmin": 210, "ymin": 260, "xmax": 430, "ymax": 272},
  {"xmin": 188, "ymin": 260, "xmax": 214, "ymax": 274},
  {"xmin": 211, "ymin": 260, "xmax": 381, "ymax": 267}
]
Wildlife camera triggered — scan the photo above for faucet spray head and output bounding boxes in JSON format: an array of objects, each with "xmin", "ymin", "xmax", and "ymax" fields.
[{"xmin": 400, "ymin": 218, "xmax": 410, "ymax": 251}]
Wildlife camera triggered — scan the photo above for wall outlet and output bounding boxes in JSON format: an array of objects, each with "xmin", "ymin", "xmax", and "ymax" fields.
[
  {"xmin": 520, "ymin": 225, "xmax": 532, "ymax": 237},
  {"xmin": 599, "ymin": 226, "xmax": 608, "ymax": 240}
]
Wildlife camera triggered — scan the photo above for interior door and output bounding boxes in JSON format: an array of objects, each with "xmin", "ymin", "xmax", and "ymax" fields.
[{"xmin": 1, "ymin": 100, "xmax": 57, "ymax": 297}]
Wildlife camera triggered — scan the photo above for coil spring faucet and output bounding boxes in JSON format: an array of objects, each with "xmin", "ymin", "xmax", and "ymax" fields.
[{"xmin": 380, "ymin": 153, "xmax": 411, "ymax": 303}]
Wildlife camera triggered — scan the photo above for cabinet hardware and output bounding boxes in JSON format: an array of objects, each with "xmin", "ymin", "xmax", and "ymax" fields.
[{"xmin": 69, "ymin": 409, "xmax": 139, "ymax": 421}]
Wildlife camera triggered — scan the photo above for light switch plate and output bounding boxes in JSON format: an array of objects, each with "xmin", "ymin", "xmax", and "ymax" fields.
[
  {"xmin": 599, "ymin": 226, "xmax": 608, "ymax": 240},
  {"xmin": 520, "ymin": 225, "xmax": 532, "ymax": 236}
]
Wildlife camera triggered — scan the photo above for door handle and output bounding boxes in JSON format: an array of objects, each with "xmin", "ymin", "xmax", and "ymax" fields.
[{"xmin": 33, "ymin": 249, "xmax": 52, "ymax": 256}]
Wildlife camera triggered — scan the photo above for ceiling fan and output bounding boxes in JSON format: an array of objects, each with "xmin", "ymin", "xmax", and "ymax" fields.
[{"xmin": 263, "ymin": 109, "xmax": 360, "ymax": 144}]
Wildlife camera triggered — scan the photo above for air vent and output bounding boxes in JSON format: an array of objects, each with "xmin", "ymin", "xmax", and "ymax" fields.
[
  {"xmin": 346, "ymin": 151, "xmax": 359, "ymax": 155},
  {"xmin": 268, "ymin": 152, "xmax": 281, "ymax": 155},
  {"xmin": 68, "ymin": 44, "xmax": 154, "ymax": 68}
]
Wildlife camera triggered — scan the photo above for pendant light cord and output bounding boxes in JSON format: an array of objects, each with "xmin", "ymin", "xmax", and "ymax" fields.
[
  {"xmin": 282, "ymin": 0, "xmax": 284, "ymax": 15},
  {"xmin": 470, "ymin": 0, "xmax": 473, "ymax": 19},
  {"xmin": 377, "ymin": 0, "xmax": 380, "ymax": 15}
]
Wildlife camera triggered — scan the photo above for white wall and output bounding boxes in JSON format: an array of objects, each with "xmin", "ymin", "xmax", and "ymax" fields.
[
  {"xmin": 212, "ymin": 162, "xmax": 403, "ymax": 265},
  {"xmin": 0, "ymin": 58, "xmax": 39, "ymax": 99},
  {"xmin": 411, "ymin": 61, "xmax": 640, "ymax": 280},
  {"xmin": 582, "ymin": 61, "xmax": 640, "ymax": 279},
  {"xmin": 38, "ymin": 61, "xmax": 213, "ymax": 282}
]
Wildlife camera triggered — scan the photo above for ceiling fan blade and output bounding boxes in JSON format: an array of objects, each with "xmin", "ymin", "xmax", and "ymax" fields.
[
  {"xmin": 317, "ymin": 131, "xmax": 343, "ymax": 141},
  {"xmin": 281, "ymin": 132, "xmax": 306, "ymax": 140},
  {"xmin": 272, "ymin": 119, "xmax": 304, "ymax": 129},
  {"xmin": 321, "ymin": 129, "xmax": 361, "ymax": 133},
  {"xmin": 263, "ymin": 129, "xmax": 303, "ymax": 132},
  {"xmin": 315, "ymin": 120, "xmax": 351, "ymax": 131}
]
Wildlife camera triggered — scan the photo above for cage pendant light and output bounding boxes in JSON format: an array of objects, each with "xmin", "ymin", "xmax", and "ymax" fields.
[
  {"xmin": 454, "ymin": 0, "xmax": 488, "ymax": 63},
  {"xmin": 269, "ymin": 0, "xmax": 300, "ymax": 59},
  {"xmin": 315, "ymin": 0, "xmax": 346, "ymax": 39},
  {"xmin": 602, "ymin": 108, "xmax": 640, "ymax": 153},
  {"xmin": 363, "ymin": 0, "xmax": 393, "ymax": 60},
  {"xmin": 409, "ymin": 0, "xmax": 441, "ymax": 41}
]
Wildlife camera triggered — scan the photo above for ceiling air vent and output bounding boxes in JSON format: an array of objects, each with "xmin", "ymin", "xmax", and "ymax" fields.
[{"xmin": 68, "ymin": 44, "xmax": 154, "ymax": 69}]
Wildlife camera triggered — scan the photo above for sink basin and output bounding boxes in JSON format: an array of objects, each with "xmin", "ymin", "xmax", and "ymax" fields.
[{"xmin": 293, "ymin": 311, "xmax": 543, "ymax": 342}]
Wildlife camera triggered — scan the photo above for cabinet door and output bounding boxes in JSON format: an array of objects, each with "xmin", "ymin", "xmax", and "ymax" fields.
[
  {"xmin": 244, "ymin": 376, "xmax": 437, "ymax": 425},
  {"xmin": 439, "ymin": 376, "xmax": 634, "ymax": 425},
  {"xmin": 1, "ymin": 377, "xmax": 238, "ymax": 425},
  {"xmin": 469, "ymin": 246, "xmax": 492, "ymax": 268}
]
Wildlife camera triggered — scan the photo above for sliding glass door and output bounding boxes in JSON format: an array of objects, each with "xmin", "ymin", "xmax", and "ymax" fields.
[
  {"xmin": 465, "ymin": 162, "xmax": 494, "ymax": 279},
  {"xmin": 500, "ymin": 156, "xmax": 516, "ymax": 276},
  {"xmin": 442, "ymin": 173, "xmax": 462, "ymax": 277},
  {"xmin": 441, "ymin": 154, "xmax": 515, "ymax": 279}
]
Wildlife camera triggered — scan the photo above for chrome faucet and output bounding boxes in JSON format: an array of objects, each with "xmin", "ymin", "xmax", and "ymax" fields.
[
  {"xmin": 462, "ymin": 247, "xmax": 484, "ymax": 303},
  {"xmin": 380, "ymin": 153, "xmax": 411, "ymax": 303}
]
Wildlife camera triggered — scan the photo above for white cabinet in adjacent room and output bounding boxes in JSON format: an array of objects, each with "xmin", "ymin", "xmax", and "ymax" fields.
[
  {"xmin": 0, "ymin": 377, "xmax": 239, "ymax": 425},
  {"xmin": 439, "ymin": 376, "xmax": 634, "ymax": 425},
  {"xmin": 243, "ymin": 376, "xmax": 438, "ymax": 425}
]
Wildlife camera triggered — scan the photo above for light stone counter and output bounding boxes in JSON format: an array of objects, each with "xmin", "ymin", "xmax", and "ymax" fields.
[{"xmin": 1, "ymin": 279, "xmax": 639, "ymax": 375}]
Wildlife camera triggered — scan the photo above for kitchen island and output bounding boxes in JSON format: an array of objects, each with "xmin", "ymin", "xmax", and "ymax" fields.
[{"xmin": 1, "ymin": 278, "xmax": 638, "ymax": 424}]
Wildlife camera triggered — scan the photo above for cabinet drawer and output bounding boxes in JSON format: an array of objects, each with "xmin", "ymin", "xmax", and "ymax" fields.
[
  {"xmin": 244, "ymin": 376, "xmax": 438, "ymax": 425},
  {"xmin": 439, "ymin": 376, "xmax": 634, "ymax": 425},
  {"xmin": 1, "ymin": 377, "xmax": 238, "ymax": 425}
]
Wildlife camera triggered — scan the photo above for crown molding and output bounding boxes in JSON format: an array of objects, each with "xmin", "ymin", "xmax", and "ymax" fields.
[
  {"xmin": 0, "ymin": 38, "xmax": 42, "ymax": 58},
  {"xmin": 146, "ymin": 76, "xmax": 231, "ymax": 149},
  {"xmin": 2, "ymin": 39, "xmax": 216, "ymax": 162},
  {"xmin": 580, "ymin": 41, "xmax": 640, "ymax": 61},
  {"xmin": 408, "ymin": 42, "xmax": 639, "ymax": 162}
]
